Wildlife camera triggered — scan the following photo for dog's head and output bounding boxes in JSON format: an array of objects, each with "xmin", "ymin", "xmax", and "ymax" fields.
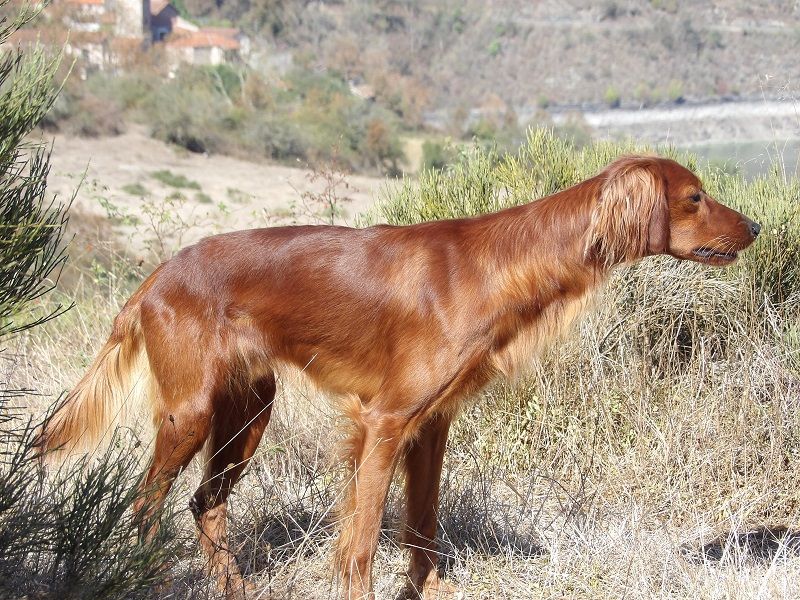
[{"xmin": 586, "ymin": 155, "xmax": 760, "ymax": 267}]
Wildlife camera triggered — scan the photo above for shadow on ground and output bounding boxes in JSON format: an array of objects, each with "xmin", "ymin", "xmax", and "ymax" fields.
[
  {"xmin": 235, "ymin": 503, "xmax": 335, "ymax": 578},
  {"xmin": 228, "ymin": 479, "xmax": 547, "ymax": 581},
  {"xmin": 689, "ymin": 526, "xmax": 800, "ymax": 564}
]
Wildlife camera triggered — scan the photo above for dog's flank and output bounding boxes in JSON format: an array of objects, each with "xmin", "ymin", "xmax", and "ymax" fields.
[{"xmin": 40, "ymin": 155, "xmax": 759, "ymax": 599}]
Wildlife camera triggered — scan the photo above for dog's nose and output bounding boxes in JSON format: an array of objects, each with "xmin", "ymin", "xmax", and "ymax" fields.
[{"xmin": 749, "ymin": 220, "xmax": 761, "ymax": 237}]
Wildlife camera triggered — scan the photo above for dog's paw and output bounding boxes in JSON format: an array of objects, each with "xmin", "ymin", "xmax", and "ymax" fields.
[{"xmin": 396, "ymin": 571, "xmax": 463, "ymax": 600}]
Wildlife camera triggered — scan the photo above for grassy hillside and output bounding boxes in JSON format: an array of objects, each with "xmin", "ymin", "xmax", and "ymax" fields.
[
  {"xmin": 7, "ymin": 129, "xmax": 800, "ymax": 598},
  {"xmin": 182, "ymin": 0, "xmax": 800, "ymax": 115}
]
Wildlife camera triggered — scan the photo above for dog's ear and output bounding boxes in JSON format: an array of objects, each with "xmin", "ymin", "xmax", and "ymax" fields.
[
  {"xmin": 646, "ymin": 179, "xmax": 670, "ymax": 255},
  {"xmin": 586, "ymin": 156, "xmax": 667, "ymax": 266}
]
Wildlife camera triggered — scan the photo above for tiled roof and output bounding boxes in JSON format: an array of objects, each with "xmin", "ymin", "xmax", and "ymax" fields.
[
  {"xmin": 199, "ymin": 27, "xmax": 239, "ymax": 37},
  {"xmin": 150, "ymin": 0, "xmax": 171, "ymax": 15}
]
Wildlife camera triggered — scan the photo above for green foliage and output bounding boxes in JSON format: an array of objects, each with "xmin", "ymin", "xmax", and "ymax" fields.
[
  {"xmin": 601, "ymin": 1, "xmax": 620, "ymax": 20},
  {"xmin": 209, "ymin": 0, "xmax": 300, "ymax": 38},
  {"xmin": 604, "ymin": 85, "xmax": 621, "ymax": 108},
  {"xmin": 195, "ymin": 191, "xmax": 213, "ymax": 204},
  {"xmin": 145, "ymin": 66, "xmax": 228, "ymax": 154},
  {"xmin": 421, "ymin": 139, "xmax": 457, "ymax": 172},
  {"xmin": 666, "ymin": 78, "xmax": 684, "ymax": 102},
  {"xmin": 170, "ymin": 0, "xmax": 191, "ymax": 19},
  {"xmin": 121, "ymin": 182, "xmax": 149, "ymax": 196},
  {"xmin": 375, "ymin": 129, "xmax": 800, "ymax": 504},
  {"xmin": 53, "ymin": 64, "xmax": 406, "ymax": 175},
  {"xmin": 1, "ymin": 10, "xmax": 184, "ymax": 599},
  {"xmin": 464, "ymin": 115, "xmax": 526, "ymax": 157},
  {"xmin": 0, "ymin": 39, "xmax": 70, "ymax": 336},
  {"xmin": 0, "ymin": 424, "xmax": 181, "ymax": 599},
  {"xmin": 634, "ymin": 81, "xmax": 655, "ymax": 107},
  {"xmin": 552, "ymin": 115, "xmax": 593, "ymax": 149},
  {"xmin": 650, "ymin": 0, "xmax": 678, "ymax": 12},
  {"xmin": 376, "ymin": 128, "xmax": 799, "ymax": 318},
  {"xmin": 150, "ymin": 169, "xmax": 201, "ymax": 189},
  {"xmin": 210, "ymin": 63, "xmax": 242, "ymax": 98},
  {"xmin": 707, "ymin": 29, "xmax": 724, "ymax": 49}
]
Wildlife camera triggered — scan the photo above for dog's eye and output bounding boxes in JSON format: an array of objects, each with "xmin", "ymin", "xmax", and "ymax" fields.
[{"xmin": 690, "ymin": 193, "xmax": 702, "ymax": 203}]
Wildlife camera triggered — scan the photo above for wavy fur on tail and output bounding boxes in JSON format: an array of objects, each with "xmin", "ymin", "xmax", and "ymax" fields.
[{"xmin": 40, "ymin": 301, "xmax": 151, "ymax": 455}]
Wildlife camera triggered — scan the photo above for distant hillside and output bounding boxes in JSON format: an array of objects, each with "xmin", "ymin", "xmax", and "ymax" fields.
[{"xmin": 180, "ymin": 0, "xmax": 800, "ymax": 120}]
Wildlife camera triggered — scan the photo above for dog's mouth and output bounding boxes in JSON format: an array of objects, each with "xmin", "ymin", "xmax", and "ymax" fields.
[{"xmin": 691, "ymin": 246, "xmax": 739, "ymax": 265}]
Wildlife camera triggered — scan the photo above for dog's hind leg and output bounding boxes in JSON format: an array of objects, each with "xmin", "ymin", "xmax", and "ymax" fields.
[
  {"xmin": 191, "ymin": 372, "xmax": 276, "ymax": 599},
  {"xmin": 398, "ymin": 416, "xmax": 459, "ymax": 599},
  {"xmin": 132, "ymin": 397, "xmax": 214, "ymax": 558}
]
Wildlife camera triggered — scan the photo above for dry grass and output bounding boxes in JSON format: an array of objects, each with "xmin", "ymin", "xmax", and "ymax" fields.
[{"xmin": 5, "ymin": 129, "xmax": 800, "ymax": 598}]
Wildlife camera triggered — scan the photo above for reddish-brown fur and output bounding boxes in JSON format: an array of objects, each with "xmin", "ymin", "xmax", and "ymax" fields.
[{"xmin": 41, "ymin": 156, "xmax": 759, "ymax": 599}]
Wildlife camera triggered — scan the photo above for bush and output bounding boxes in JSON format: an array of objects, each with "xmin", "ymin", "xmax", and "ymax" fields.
[
  {"xmin": 421, "ymin": 139, "xmax": 456, "ymax": 172},
  {"xmin": 604, "ymin": 85, "xmax": 621, "ymax": 108},
  {"xmin": 241, "ymin": 113, "xmax": 309, "ymax": 161},
  {"xmin": 41, "ymin": 70, "xmax": 126, "ymax": 137},
  {"xmin": 146, "ymin": 67, "xmax": 228, "ymax": 154},
  {"xmin": 0, "ymin": 48, "xmax": 68, "ymax": 336},
  {"xmin": 369, "ymin": 129, "xmax": 800, "ymax": 556},
  {"xmin": 1, "ymin": 10, "xmax": 184, "ymax": 600},
  {"xmin": 150, "ymin": 169, "xmax": 201, "ymax": 189},
  {"xmin": 0, "ymin": 425, "xmax": 182, "ymax": 599},
  {"xmin": 42, "ymin": 59, "xmax": 407, "ymax": 175},
  {"xmin": 121, "ymin": 182, "xmax": 149, "ymax": 196},
  {"xmin": 375, "ymin": 127, "xmax": 800, "ymax": 360}
]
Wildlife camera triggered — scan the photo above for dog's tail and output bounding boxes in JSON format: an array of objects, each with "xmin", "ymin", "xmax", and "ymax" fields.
[{"xmin": 39, "ymin": 292, "xmax": 153, "ymax": 456}]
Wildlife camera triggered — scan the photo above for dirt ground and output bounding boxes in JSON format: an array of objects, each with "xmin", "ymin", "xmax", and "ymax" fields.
[
  {"xmin": 12, "ymin": 125, "xmax": 800, "ymax": 600},
  {"xmin": 46, "ymin": 126, "xmax": 389, "ymax": 253}
]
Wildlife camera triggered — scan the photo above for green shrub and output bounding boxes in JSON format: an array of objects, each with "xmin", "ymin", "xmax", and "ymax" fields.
[
  {"xmin": 372, "ymin": 129, "xmax": 800, "ymax": 518},
  {"xmin": 208, "ymin": 63, "xmax": 242, "ymax": 98},
  {"xmin": 464, "ymin": 116, "xmax": 526, "ymax": 157},
  {"xmin": 2, "ymin": 7, "xmax": 183, "ymax": 599},
  {"xmin": 667, "ymin": 78, "xmax": 685, "ymax": 102},
  {"xmin": 121, "ymin": 182, "xmax": 149, "ymax": 196},
  {"xmin": 195, "ymin": 191, "xmax": 213, "ymax": 204},
  {"xmin": 44, "ymin": 62, "xmax": 406, "ymax": 175},
  {"xmin": 146, "ymin": 67, "xmax": 228, "ymax": 154},
  {"xmin": 421, "ymin": 139, "xmax": 457, "ymax": 172},
  {"xmin": 375, "ymin": 127, "xmax": 800, "ymax": 339},
  {"xmin": 0, "ymin": 424, "xmax": 182, "ymax": 600},
  {"xmin": 604, "ymin": 85, "xmax": 621, "ymax": 108},
  {"xmin": 150, "ymin": 169, "xmax": 201, "ymax": 189},
  {"xmin": 241, "ymin": 113, "xmax": 308, "ymax": 161}
]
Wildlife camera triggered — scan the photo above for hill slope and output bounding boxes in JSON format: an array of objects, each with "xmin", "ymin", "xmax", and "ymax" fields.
[{"xmin": 185, "ymin": 0, "xmax": 800, "ymax": 115}]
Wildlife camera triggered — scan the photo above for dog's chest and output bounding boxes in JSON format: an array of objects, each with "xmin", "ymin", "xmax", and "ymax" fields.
[{"xmin": 489, "ymin": 292, "xmax": 593, "ymax": 379}]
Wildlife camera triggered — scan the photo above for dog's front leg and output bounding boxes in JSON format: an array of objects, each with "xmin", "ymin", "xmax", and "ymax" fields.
[{"xmin": 337, "ymin": 410, "xmax": 406, "ymax": 599}]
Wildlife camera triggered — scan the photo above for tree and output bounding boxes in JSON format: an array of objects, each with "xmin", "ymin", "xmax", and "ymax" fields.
[
  {"xmin": 0, "ymin": 5, "xmax": 181, "ymax": 598},
  {"xmin": 0, "ymin": 4, "xmax": 69, "ymax": 338}
]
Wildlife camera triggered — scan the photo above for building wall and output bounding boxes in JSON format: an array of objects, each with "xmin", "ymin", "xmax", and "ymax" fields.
[
  {"xmin": 110, "ymin": 0, "xmax": 147, "ymax": 38},
  {"xmin": 151, "ymin": 4, "xmax": 178, "ymax": 40}
]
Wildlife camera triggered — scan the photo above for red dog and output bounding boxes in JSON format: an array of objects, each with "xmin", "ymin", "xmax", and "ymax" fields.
[{"xmin": 42, "ymin": 156, "xmax": 759, "ymax": 598}]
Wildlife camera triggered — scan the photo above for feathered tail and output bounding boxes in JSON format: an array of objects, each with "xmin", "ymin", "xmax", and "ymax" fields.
[{"xmin": 40, "ymin": 299, "xmax": 152, "ymax": 455}]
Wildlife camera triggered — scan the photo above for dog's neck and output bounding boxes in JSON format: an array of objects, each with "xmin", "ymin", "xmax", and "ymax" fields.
[
  {"xmin": 472, "ymin": 179, "xmax": 618, "ymax": 378},
  {"xmin": 475, "ymin": 177, "xmax": 612, "ymax": 302}
]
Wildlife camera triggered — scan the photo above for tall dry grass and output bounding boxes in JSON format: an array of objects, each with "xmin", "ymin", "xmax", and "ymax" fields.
[{"xmin": 5, "ymin": 128, "xmax": 800, "ymax": 598}]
